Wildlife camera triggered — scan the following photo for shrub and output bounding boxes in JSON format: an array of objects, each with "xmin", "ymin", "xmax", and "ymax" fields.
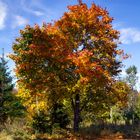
[{"xmin": 32, "ymin": 112, "xmax": 52, "ymax": 134}]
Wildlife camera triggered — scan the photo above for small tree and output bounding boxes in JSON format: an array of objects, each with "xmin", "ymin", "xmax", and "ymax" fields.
[
  {"xmin": 124, "ymin": 65, "xmax": 138, "ymax": 125},
  {"xmin": 126, "ymin": 65, "xmax": 138, "ymax": 90},
  {"xmin": 32, "ymin": 111, "xmax": 52, "ymax": 134},
  {"xmin": 32, "ymin": 103, "xmax": 70, "ymax": 134},
  {"xmin": 51, "ymin": 103, "xmax": 70, "ymax": 129}
]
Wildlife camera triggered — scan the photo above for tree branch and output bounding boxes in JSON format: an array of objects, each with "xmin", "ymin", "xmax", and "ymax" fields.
[{"xmin": 80, "ymin": 93, "xmax": 92, "ymax": 112}]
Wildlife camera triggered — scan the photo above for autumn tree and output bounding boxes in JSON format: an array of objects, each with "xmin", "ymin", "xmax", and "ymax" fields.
[{"xmin": 10, "ymin": 1, "xmax": 128, "ymax": 132}]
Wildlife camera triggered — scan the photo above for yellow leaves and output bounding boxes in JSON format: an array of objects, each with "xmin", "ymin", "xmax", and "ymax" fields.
[
  {"xmin": 110, "ymin": 81, "xmax": 130, "ymax": 108},
  {"xmin": 16, "ymin": 84, "xmax": 50, "ymax": 117},
  {"xmin": 103, "ymin": 70, "xmax": 110, "ymax": 79},
  {"xmin": 66, "ymin": 77, "xmax": 90, "ymax": 95},
  {"xmin": 29, "ymin": 100, "xmax": 46, "ymax": 111},
  {"xmin": 90, "ymin": 36, "xmax": 95, "ymax": 41}
]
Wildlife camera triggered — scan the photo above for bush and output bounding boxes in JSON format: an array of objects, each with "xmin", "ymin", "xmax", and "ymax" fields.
[
  {"xmin": 32, "ymin": 112, "xmax": 52, "ymax": 134},
  {"xmin": 31, "ymin": 103, "xmax": 70, "ymax": 134},
  {"xmin": 51, "ymin": 103, "xmax": 70, "ymax": 129}
]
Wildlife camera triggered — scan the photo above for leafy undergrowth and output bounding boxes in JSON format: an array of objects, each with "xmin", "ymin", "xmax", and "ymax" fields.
[
  {"xmin": 34, "ymin": 125, "xmax": 140, "ymax": 140},
  {"xmin": 0, "ymin": 130, "xmax": 139, "ymax": 140},
  {"xmin": 0, "ymin": 122, "xmax": 140, "ymax": 140},
  {"xmin": 31, "ymin": 131, "xmax": 140, "ymax": 140}
]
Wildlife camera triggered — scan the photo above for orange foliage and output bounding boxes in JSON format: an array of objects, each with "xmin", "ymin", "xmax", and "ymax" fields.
[{"xmin": 9, "ymin": 2, "xmax": 128, "ymax": 114}]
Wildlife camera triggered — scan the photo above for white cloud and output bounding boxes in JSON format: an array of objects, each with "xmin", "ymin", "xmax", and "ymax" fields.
[
  {"xmin": 21, "ymin": 0, "xmax": 45, "ymax": 17},
  {"xmin": 12, "ymin": 15, "xmax": 28, "ymax": 28},
  {"xmin": 0, "ymin": 1, "xmax": 7, "ymax": 30},
  {"xmin": 33, "ymin": 11, "xmax": 44, "ymax": 16},
  {"xmin": 120, "ymin": 28, "xmax": 140, "ymax": 44}
]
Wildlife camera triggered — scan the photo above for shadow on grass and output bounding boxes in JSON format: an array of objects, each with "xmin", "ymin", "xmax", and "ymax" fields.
[
  {"xmin": 34, "ymin": 124, "xmax": 140, "ymax": 139},
  {"xmin": 80, "ymin": 124, "xmax": 140, "ymax": 139}
]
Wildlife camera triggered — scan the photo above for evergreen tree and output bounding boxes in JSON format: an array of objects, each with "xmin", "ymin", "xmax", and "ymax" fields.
[
  {"xmin": 51, "ymin": 103, "xmax": 70, "ymax": 129},
  {"xmin": 0, "ymin": 49, "xmax": 24, "ymax": 123}
]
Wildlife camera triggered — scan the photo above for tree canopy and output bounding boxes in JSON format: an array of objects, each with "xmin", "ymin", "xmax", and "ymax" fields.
[{"xmin": 10, "ymin": 1, "xmax": 129, "ymax": 132}]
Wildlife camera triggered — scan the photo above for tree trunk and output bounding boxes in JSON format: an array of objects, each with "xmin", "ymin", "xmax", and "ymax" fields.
[
  {"xmin": 125, "ymin": 119, "xmax": 130, "ymax": 125},
  {"xmin": 73, "ymin": 94, "xmax": 80, "ymax": 132}
]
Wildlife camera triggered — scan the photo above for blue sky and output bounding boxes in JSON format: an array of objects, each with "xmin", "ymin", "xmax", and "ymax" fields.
[{"xmin": 1, "ymin": 0, "xmax": 140, "ymax": 87}]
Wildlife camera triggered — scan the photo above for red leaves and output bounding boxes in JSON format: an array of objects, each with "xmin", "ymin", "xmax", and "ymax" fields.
[
  {"xmin": 116, "ymin": 49, "xmax": 124, "ymax": 55},
  {"xmin": 116, "ymin": 49, "xmax": 130, "ymax": 60},
  {"xmin": 10, "ymin": 1, "xmax": 127, "ymax": 97},
  {"xmin": 67, "ymin": 49, "xmax": 107, "ymax": 82}
]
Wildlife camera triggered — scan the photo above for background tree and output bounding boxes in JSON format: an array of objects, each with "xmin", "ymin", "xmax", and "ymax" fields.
[
  {"xmin": 133, "ymin": 94, "xmax": 140, "ymax": 125},
  {"xmin": 0, "ymin": 49, "xmax": 24, "ymax": 123},
  {"xmin": 125, "ymin": 65, "xmax": 138, "ymax": 90},
  {"xmin": 10, "ymin": 1, "xmax": 129, "ymax": 132},
  {"xmin": 108, "ymin": 81, "xmax": 130, "ymax": 124},
  {"xmin": 124, "ymin": 65, "xmax": 138, "ymax": 125}
]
